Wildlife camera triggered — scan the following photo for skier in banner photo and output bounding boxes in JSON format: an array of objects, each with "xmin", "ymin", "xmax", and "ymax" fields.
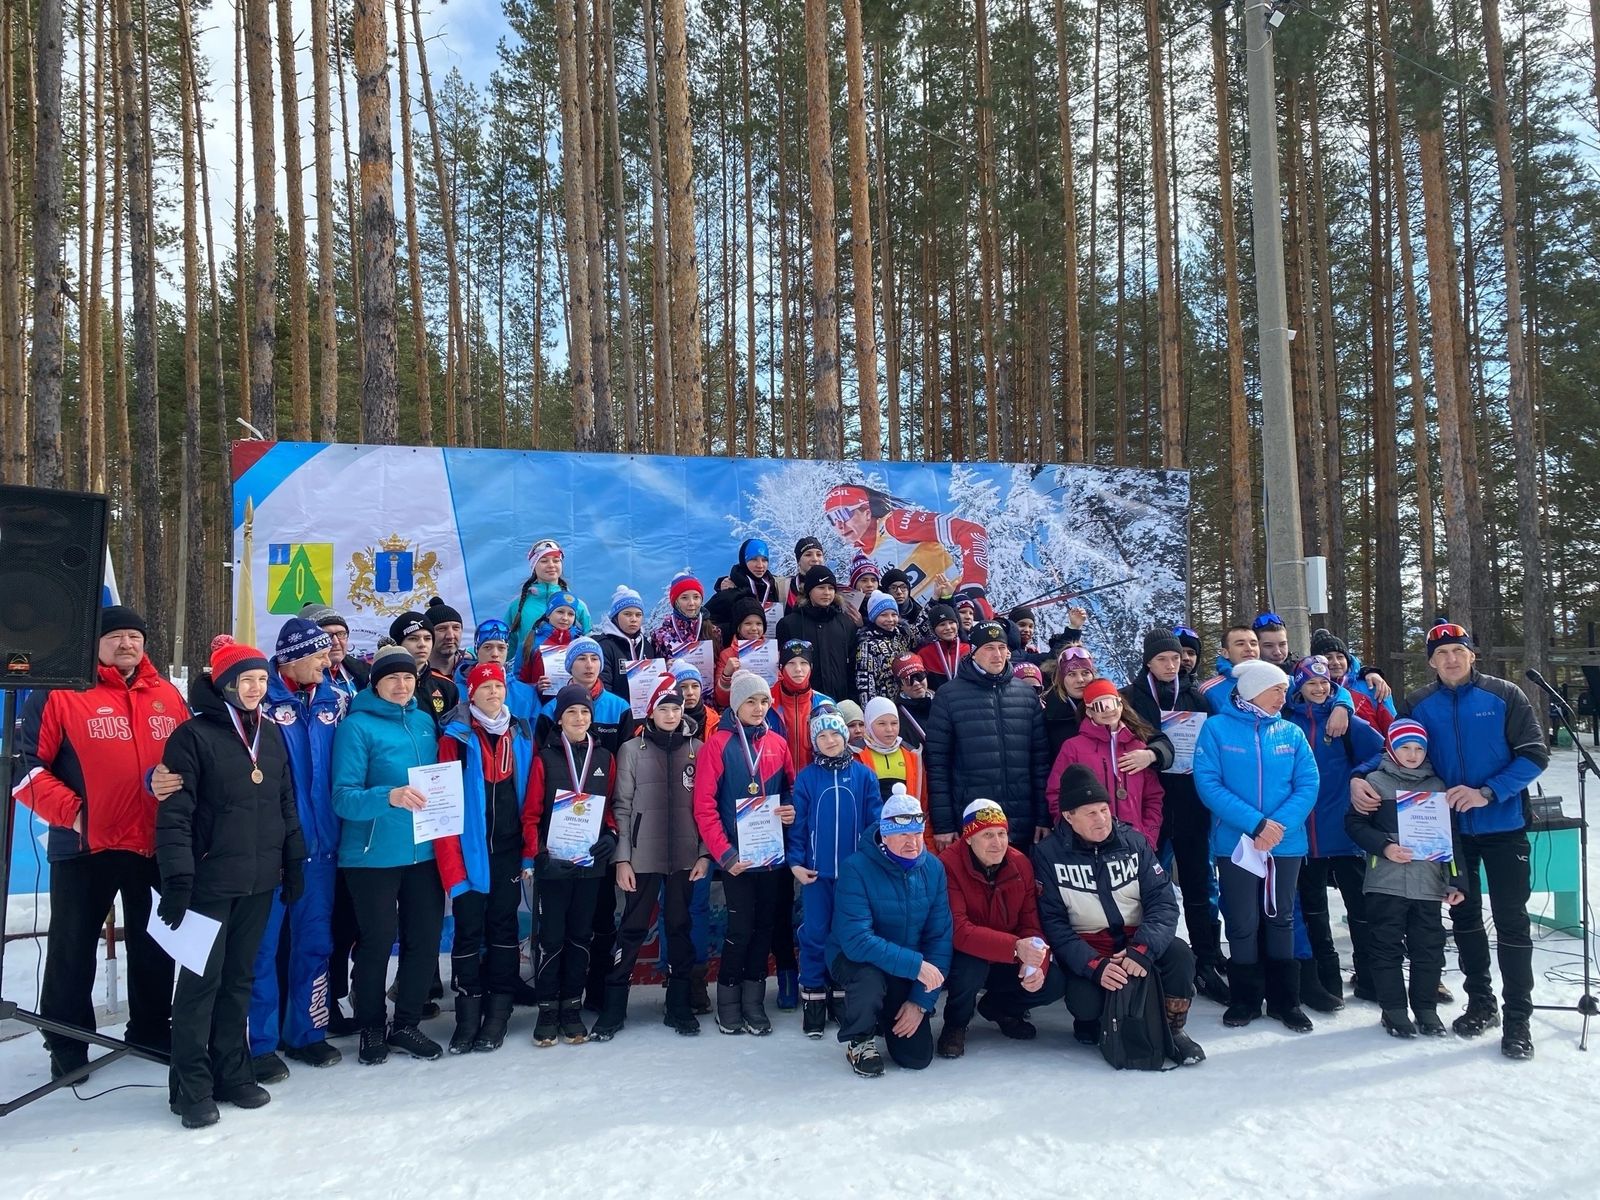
[{"xmin": 822, "ymin": 484, "xmax": 990, "ymax": 602}]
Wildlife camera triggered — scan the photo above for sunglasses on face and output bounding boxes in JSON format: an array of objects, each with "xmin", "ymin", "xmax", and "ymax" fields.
[
  {"xmin": 900, "ymin": 671, "xmax": 928, "ymax": 683},
  {"xmin": 1086, "ymin": 697, "xmax": 1121, "ymax": 714},
  {"xmin": 1427, "ymin": 623, "xmax": 1469, "ymax": 643},
  {"xmin": 883, "ymin": 814, "xmax": 924, "ymax": 828},
  {"xmin": 827, "ymin": 502, "xmax": 871, "ymax": 528}
]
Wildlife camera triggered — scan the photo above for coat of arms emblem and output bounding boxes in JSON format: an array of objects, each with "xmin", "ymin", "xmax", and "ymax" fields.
[{"xmin": 348, "ymin": 533, "xmax": 442, "ymax": 616}]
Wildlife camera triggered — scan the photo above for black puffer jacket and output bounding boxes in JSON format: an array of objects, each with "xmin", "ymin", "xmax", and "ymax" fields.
[
  {"xmin": 776, "ymin": 603, "xmax": 854, "ymax": 704},
  {"xmin": 157, "ymin": 673, "xmax": 307, "ymax": 903},
  {"xmin": 924, "ymin": 657, "xmax": 1049, "ymax": 841},
  {"xmin": 1120, "ymin": 667, "xmax": 1202, "ymax": 834}
]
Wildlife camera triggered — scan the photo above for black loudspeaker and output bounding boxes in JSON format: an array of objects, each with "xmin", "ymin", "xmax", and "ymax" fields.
[{"xmin": 0, "ymin": 484, "xmax": 109, "ymax": 690}]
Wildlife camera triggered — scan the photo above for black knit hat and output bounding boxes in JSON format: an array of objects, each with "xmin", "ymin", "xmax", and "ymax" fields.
[
  {"xmin": 970, "ymin": 621, "xmax": 1008, "ymax": 650},
  {"xmin": 369, "ymin": 645, "xmax": 418, "ymax": 689},
  {"xmin": 779, "ymin": 638, "xmax": 814, "ymax": 666},
  {"xmin": 729, "ymin": 593, "xmax": 768, "ymax": 633},
  {"xmin": 98, "ymin": 605, "xmax": 147, "ymax": 639},
  {"xmin": 1142, "ymin": 628, "xmax": 1183, "ymax": 665},
  {"xmin": 794, "ymin": 536, "xmax": 824, "ymax": 562},
  {"xmin": 927, "ymin": 602, "xmax": 958, "ymax": 629},
  {"xmin": 1057, "ymin": 764, "xmax": 1112, "ymax": 814},
  {"xmin": 553, "ymin": 682, "xmax": 594, "ymax": 722},
  {"xmin": 800, "ymin": 565, "xmax": 838, "ymax": 596},
  {"xmin": 1309, "ymin": 627, "xmax": 1348, "ymax": 658},
  {"xmin": 1008, "ymin": 605, "xmax": 1036, "ymax": 626},
  {"xmin": 389, "ymin": 611, "xmax": 429, "ymax": 642},
  {"xmin": 880, "ymin": 567, "xmax": 911, "ymax": 591},
  {"xmin": 424, "ymin": 597, "xmax": 464, "ymax": 629},
  {"xmin": 1176, "ymin": 626, "xmax": 1202, "ymax": 654}
]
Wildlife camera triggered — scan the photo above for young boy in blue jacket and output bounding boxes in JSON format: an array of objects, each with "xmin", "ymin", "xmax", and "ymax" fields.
[{"xmin": 786, "ymin": 711, "xmax": 883, "ymax": 1039}]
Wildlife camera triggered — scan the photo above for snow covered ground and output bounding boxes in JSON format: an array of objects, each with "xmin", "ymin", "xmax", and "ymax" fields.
[{"xmin": 3, "ymin": 748, "xmax": 1598, "ymax": 1199}]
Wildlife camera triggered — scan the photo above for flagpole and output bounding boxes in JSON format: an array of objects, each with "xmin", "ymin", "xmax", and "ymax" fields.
[{"xmin": 237, "ymin": 497, "xmax": 257, "ymax": 646}]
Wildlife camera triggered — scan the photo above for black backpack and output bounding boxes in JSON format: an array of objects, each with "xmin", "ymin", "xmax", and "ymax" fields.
[{"xmin": 1099, "ymin": 971, "xmax": 1177, "ymax": 1072}]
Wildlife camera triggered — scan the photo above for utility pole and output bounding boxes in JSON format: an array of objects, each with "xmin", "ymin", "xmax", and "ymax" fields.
[{"xmin": 1243, "ymin": 0, "xmax": 1309, "ymax": 650}]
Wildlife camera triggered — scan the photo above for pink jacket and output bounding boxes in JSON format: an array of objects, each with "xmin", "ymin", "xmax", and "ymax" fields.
[{"xmin": 1045, "ymin": 720, "xmax": 1164, "ymax": 845}]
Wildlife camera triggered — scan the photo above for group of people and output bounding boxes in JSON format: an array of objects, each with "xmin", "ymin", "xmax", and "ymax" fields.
[{"xmin": 13, "ymin": 536, "xmax": 1550, "ymax": 1128}]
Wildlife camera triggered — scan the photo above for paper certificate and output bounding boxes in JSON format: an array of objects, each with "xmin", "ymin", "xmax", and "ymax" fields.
[
  {"xmin": 764, "ymin": 602, "xmax": 785, "ymax": 632},
  {"xmin": 625, "ymin": 657, "xmax": 673, "ymax": 718},
  {"xmin": 1161, "ymin": 711, "xmax": 1207, "ymax": 775},
  {"xmin": 538, "ymin": 646, "xmax": 572, "ymax": 696},
  {"xmin": 409, "ymin": 760, "xmax": 465, "ymax": 843},
  {"xmin": 736, "ymin": 793, "xmax": 786, "ymax": 868},
  {"xmin": 1396, "ymin": 791, "xmax": 1454, "ymax": 861},
  {"xmin": 666, "ymin": 638, "xmax": 716, "ymax": 680},
  {"xmin": 1231, "ymin": 833, "xmax": 1269, "ymax": 879},
  {"xmin": 546, "ymin": 789, "xmax": 606, "ymax": 865},
  {"xmin": 734, "ymin": 638, "xmax": 779, "ymax": 685},
  {"xmin": 146, "ymin": 888, "xmax": 222, "ymax": 976}
]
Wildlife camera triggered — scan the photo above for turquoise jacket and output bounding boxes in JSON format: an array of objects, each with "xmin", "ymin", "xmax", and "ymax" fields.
[
  {"xmin": 331, "ymin": 687, "xmax": 440, "ymax": 869},
  {"xmin": 1194, "ymin": 692, "xmax": 1320, "ymax": 859}
]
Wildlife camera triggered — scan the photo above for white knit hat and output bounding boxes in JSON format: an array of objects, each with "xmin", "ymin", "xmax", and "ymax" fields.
[
  {"xmin": 1232, "ymin": 659, "xmax": 1290, "ymax": 702},
  {"xmin": 728, "ymin": 670, "xmax": 772, "ymax": 714}
]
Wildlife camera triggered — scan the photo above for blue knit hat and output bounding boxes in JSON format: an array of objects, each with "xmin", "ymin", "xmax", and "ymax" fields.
[
  {"xmin": 608, "ymin": 585, "xmax": 645, "ymax": 622},
  {"xmin": 274, "ymin": 616, "xmax": 333, "ymax": 665},
  {"xmin": 564, "ymin": 636, "xmax": 604, "ymax": 672},
  {"xmin": 809, "ymin": 711, "xmax": 849, "ymax": 750},
  {"xmin": 543, "ymin": 591, "xmax": 579, "ymax": 619},
  {"xmin": 1291, "ymin": 654, "xmax": 1332, "ymax": 697},
  {"xmin": 669, "ymin": 660, "xmax": 703, "ymax": 687},
  {"xmin": 866, "ymin": 591, "xmax": 898, "ymax": 625}
]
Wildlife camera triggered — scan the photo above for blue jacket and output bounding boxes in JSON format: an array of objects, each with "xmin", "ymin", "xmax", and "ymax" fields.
[
  {"xmin": 1202, "ymin": 655, "xmax": 1356, "ymax": 717},
  {"xmin": 537, "ymin": 685, "xmax": 634, "ymax": 755},
  {"xmin": 1342, "ymin": 653, "xmax": 1398, "ymax": 720},
  {"xmin": 1194, "ymin": 693, "xmax": 1320, "ymax": 858},
  {"xmin": 263, "ymin": 664, "xmax": 346, "ymax": 860},
  {"xmin": 1400, "ymin": 670, "xmax": 1548, "ymax": 836},
  {"xmin": 826, "ymin": 828, "xmax": 954, "ymax": 1011},
  {"xmin": 438, "ymin": 706, "xmax": 535, "ymax": 897},
  {"xmin": 786, "ymin": 760, "xmax": 883, "ymax": 878},
  {"xmin": 331, "ymin": 687, "xmax": 440, "ymax": 868},
  {"xmin": 1285, "ymin": 697, "xmax": 1383, "ymax": 858}
]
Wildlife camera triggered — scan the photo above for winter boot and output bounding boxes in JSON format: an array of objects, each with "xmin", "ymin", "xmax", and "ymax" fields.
[
  {"xmin": 385, "ymin": 1024, "xmax": 443, "ymax": 1061},
  {"xmin": 663, "ymin": 977, "xmax": 700, "ymax": 1036},
  {"xmin": 1435, "ymin": 980, "xmax": 1455, "ymax": 1005},
  {"xmin": 284, "ymin": 1040, "xmax": 342, "ymax": 1068},
  {"xmin": 801, "ymin": 990, "xmax": 828, "ymax": 1039},
  {"xmin": 846, "ymin": 1037, "xmax": 884, "ymax": 1078},
  {"xmin": 558, "ymin": 1000, "xmax": 589, "ymax": 1044},
  {"xmin": 512, "ymin": 976, "xmax": 540, "ymax": 1008},
  {"xmin": 1073, "ymin": 1019, "xmax": 1102, "ymax": 1045},
  {"xmin": 449, "ymin": 994, "xmax": 483, "ymax": 1055},
  {"xmin": 715, "ymin": 982, "xmax": 746, "ymax": 1034},
  {"xmin": 1223, "ymin": 961, "xmax": 1265, "ymax": 1028},
  {"xmin": 217, "ymin": 1081, "xmax": 272, "ymax": 1109},
  {"xmin": 533, "ymin": 1002, "xmax": 560, "ymax": 1047},
  {"xmin": 358, "ymin": 1026, "xmax": 389, "ymax": 1065},
  {"xmin": 741, "ymin": 979, "xmax": 773, "ymax": 1036},
  {"xmin": 1412, "ymin": 1007, "xmax": 1447, "ymax": 1038},
  {"xmin": 1501, "ymin": 1014, "xmax": 1534, "ymax": 1060},
  {"xmin": 936, "ymin": 1024, "xmax": 967, "ymax": 1059},
  {"xmin": 326, "ymin": 1005, "xmax": 360, "ymax": 1038},
  {"xmin": 826, "ymin": 984, "xmax": 845, "ymax": 1026},
  {"xmin": 689, "ymin": 963, "xmax": 713, "ymax": 1015},
  {"xmin": 1382, "ymin": 1008, "xmax": 1417, "ymax": 1038},
  {"xmin": 474, "ymin": 993, "xmax": 513, "ymax": 1052},
  {"xmin": 589, "ymin": 984, "xmax": 630, "ymax": 1042},
  {"xmin": 1350, "ymin": 972, "xmax": 1379, "ymax": 1004},
  {"xmin": 1266, "ymin": 959, "xmax": 1314, "ymax": 1033},
  {"xmin": 251, "ymin": 1052, "xmax": 290, "ymax": 1085},
  {"xmin": 1452, "ymin": 997, "xmax": 1501, "ymax": 1038},
  {"xmin": 978, "ymin": 992, "xmax": 1037, "ymax": 1040},
  {"xmin": 1299, "ymin": 958, "xmax": 1345, "ymax": 1013},
  {"xmin": 176, "ymin": 1097, "xmax": 221, "ymax": 1129},
  {"xmin": 776, "ymin": 969, "xmax": 799, "ymax": 1012},
  {"xmin": 1165, "ymin": 997, "xmax": 1206, "ymax": 1066},
  {"xmin": 1315, "ymin": 953, "xmax": 1346, "ymax": 1001},
  {"xmin": 1194, "ymin": 960, "xmax": 1232, "ymax": 1006}
]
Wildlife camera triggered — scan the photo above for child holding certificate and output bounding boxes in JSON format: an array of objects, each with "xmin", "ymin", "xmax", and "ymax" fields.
[
  {"xmin": 518, "ymin": 591, "xmax": 580, "ymax": 694},
  {"xmin": 692, "ymin": 671, "xmax": 795, "ymax": 1035},
  {"xmin": 787, "ymin": 712, "xmax": 883, "ymax": 1038},
  {"xmin": 1345, "ymin": 719, "xmax": 1464, "ymax": 1039},
  {"xmin": 521, "ymin": 684, "xmax": 618, "ymax": 1047},
  {"xmin": 712, "ymin": 596, "xmax": 772, "ymax": 708}
]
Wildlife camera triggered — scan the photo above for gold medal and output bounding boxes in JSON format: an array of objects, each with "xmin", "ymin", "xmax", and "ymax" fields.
[
  {"xmin": 748, "ymin": 781, "xmax": 760, "ymax": 796},
  {"xmin": 251, "ymin": 767, "xmax": 264, "ymax": 785},
  {"xmin": 1116, "ymin": 785, "xmax": 1127, "ymax": 801}
]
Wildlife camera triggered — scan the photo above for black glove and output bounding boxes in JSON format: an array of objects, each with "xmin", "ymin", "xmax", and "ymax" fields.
[
  {"xmin": 587, "ymin": 833, "xmax": 618, "ymax": 868},
  {"xmin": 158, "ymin": 880, "xmax": 192, "ymax": 930},
  {"xmin": 281, "ymin": 861, "xmax": 305, "ymax": 906}
]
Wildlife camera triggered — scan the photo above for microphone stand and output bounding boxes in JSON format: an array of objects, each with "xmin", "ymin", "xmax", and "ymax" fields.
[{"xmin": 1526, "ymin": 671, "xmax": 1599, "ymax": 1050}]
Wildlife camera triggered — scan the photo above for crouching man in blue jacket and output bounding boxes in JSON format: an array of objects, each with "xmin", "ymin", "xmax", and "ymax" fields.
[{"xmin": 827, "ymin": 794, "xmax": 953, "ymax": 1077}]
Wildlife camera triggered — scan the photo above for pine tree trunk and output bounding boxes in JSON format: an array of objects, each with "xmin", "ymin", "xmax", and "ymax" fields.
[
  {"xmin": 841, "ymin": 0, "xmax": 879, "ymax": 459},
  {"xmin": 803, "ymin": 0, "xmax": 841, "ymax": 459},
  {"xmin": 1482, "ymin": 0, "xmax": 1547, "ymax": 683},
  {"xmin": 27, "ymin": 0, "xmax": 64, "ymax": 486},
  {"xmin": 663, "ymin": 0, "xmax": 703, "ymax": 453},
  {"xmin": 334, "ymin": 0, "xmax": 363, "ymax": 366},
  {"xmin": 1054, "ymin": 0, "xmax": 1084, "ymax": 463},
  {"xmin": 353, "ymin": 0, "xmax": 398, "ymax": 442},
  {"xmin": 245, "ymin": 0, "xmax": 277, "ymax": 437},
  {"xmin": 739, "ymin": 0, "xmax": 759, "ymax": 459},
  {"xmin": 109, "ymin": 19, "xmax": 135, "ymax": 591},
  {"xmin": 1367, "ymin": 6, "xmax": 1402, "ymax": 678},
  {"xmin": 86, "ymin": 0, "xmax": 107, "ymax": 491},
  {"xmin": 234, "ymin": 0, "xmax": 250, "ymax": 426},
  {"xmin": 0, "ymin": 3, "xmax": 24, "ymax": 483},
  {"xmin": 394, "ymin": 0, "xmax": 432, "ymax": 444},
  {"xmin": 176, "ymin": 0, "xmax": 203, "ymax": 666},
  {"xmin": 1143, "ymin": 0, "xmax": 1181, "ymax": 469},
  {"xmin": 1306, "ymin": 77, "xmax": 1346, "ymax": 628},
  {"xmin": 642, "ymin": 0, "xmax": 672, "ymax": 453},
  {"xmin": 555, "ymin": 0, "xmax": 595, "ymax": 447},
  {"xmin": 276, "ymin": 0, "xmax": 312, "ymax": 439},
  {"xmin": 601, "ymin": 0, "xmax": 640, "ymax": 453},
  {"xmin": 872, "ymin": 40, "xmax": 900, "ymax": 460},
  {"xmin": 311, "ymin": 0, "xmax": 339, "ymax": 439},
  {"xmin": 576, "ymin": 0, "xmax": 612, "ymax": 451},
  {"xmin": 974, "ymin": 0, "xmax": 1001, "ymax": 461}
]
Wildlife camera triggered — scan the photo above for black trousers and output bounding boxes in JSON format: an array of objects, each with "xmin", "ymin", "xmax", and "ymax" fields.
[
  {"xmin": 1064, "ymin": 939, "xmax": 1195, "ymax": 1020},
  {"xmin": 40, "ymin": 850, "xmax": 173, "ymax": 1068},
  {"xmin": 1450, "ymin": 830, "xmax": 1534, "ymax": 1019},
  {"xmin": 1366, "ymin": 892, "xmax": 1448, "ymax": 1014},
  {"xmin": 1163, "ymin": 785, "xmax": 1223, "ymax": 970},
  {"xmin": 941, "ymin": 952, "xmax": 1068, "ymax": 1029},
  {"xmin": 1299, "ymin": 856, "xmax": 1371, "ymax": 980},
  {"xmin": 719, "ymin": 869, "xmax": 783, "ymax": 984},
  {"xmin": 535, "ymin": 875, "xmax": 601, "ymax": 1003},
  {"xmin": 585, "ymin": 882, "xmax": 620, "ymax": 1002},
  {"xmin": 328, "ymin": 868, "xmax": 358, "ymax": 1004},
  {"xmin": 608, "ymin": 870, "xmax": 694, "ymax": 987},
  {"xmin": 168, "ymin": 891, "xmax": 274, "ymax": 1107},
  {"xmin": 345, "ymin": 863, "xmax": 446, "ymax": 1029},
  {"xmin": 449, "ymin": 850, "xmax": 523, "ymax": 997},
  {"xmin": 770, "ymin": 869, "xmax": 797, "ymax": 972},
  {"xmin": 1217, "ymin": 855, "xmax": 1302, "ymax": 965},
  {"xmin": 831, "ymin": 955, "xmax": 934, "ymax": 1069}
]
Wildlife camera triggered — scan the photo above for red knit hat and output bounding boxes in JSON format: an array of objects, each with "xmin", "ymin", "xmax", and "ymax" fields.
[
  {"xmin": 1082, "ymin": 678, "xmax": 1122, "ymax": 711},
  {"xmin": 669, "ymin": 571, "xmax": 705, "ymax": 606},
  {"xmin": 211, "ymin": 637, "xmax": 269, "ymax": 694},
  {"xmin": 466, "ymin": 661, "xmax": 506, "ymax": 697}
]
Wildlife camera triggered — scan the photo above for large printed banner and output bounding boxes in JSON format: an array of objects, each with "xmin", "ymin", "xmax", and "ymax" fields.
[{"xmin": 231, "ymin": 442, "xmax": 1189, "ymax": 678}]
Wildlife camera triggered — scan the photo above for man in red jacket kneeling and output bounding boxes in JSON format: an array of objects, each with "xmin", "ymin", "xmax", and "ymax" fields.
[{"xmin": 935, "ymin": 799, "xmax": 1066, "ymax": 1059}]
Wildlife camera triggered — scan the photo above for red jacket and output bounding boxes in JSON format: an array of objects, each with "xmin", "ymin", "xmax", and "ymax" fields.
[
  {"xmin": 1046, "ymin": 720, "xmax": 1164, "ymax": 845},
  {"xmin": 15, "ymin": 657, "xmax": 188, "ymax": 861},
  {"xmin": 917, "ymin": 638, "xmax": 969, "ymax": 686},
  {"xmin": 939, "ymin": 841, "xmax": 1047, "ymax": 965}
]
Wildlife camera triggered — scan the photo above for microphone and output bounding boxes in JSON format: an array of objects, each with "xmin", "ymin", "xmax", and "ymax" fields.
[{"xmin": 1526, "ymin": 669, "xmax": 1576, "ymax": 719}]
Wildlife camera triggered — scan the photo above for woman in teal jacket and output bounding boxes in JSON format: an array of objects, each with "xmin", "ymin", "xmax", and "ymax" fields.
[
  {"xmin": 331, "ymin": 646, "xmax": 445, "ymax": 1065},
  {"xmin": 1193, "ymin": 659, "xmax": 1319, "ymax": 1033},
  {"xmin": 504, "ymin": 538, "xmax": 595, "ymax": 658}
]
